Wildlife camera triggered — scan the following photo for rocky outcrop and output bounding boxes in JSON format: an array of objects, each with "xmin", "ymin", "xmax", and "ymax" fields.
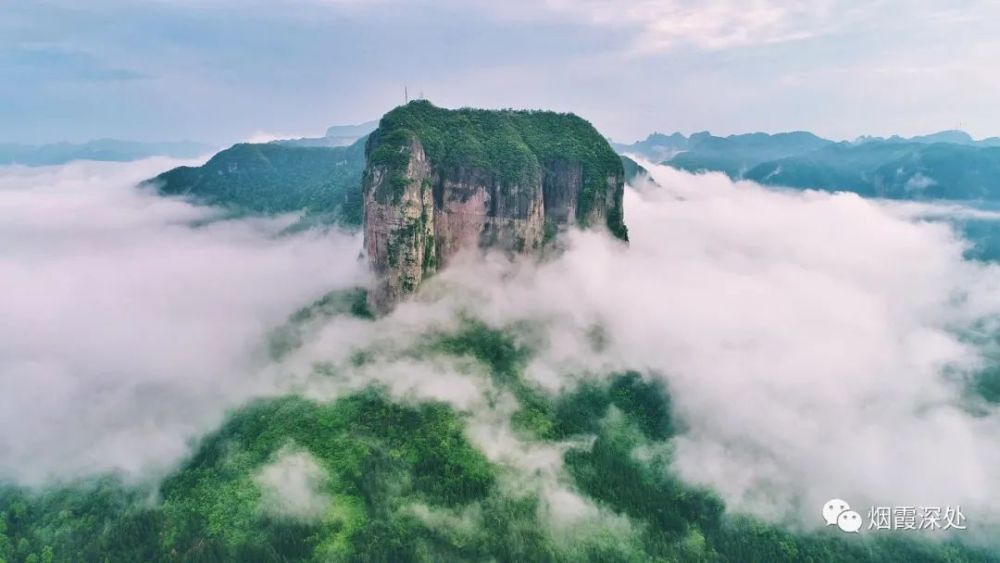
[{"xmin": 363, "ymin": 101, "xmax": 627, "ymax": 314}]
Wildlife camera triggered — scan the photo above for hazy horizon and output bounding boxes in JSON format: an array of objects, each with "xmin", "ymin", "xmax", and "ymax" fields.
[
  {"xmin": 4, "ymin": 113, "xmax": 998, "ymax": 150},
  {"xmin": 4, "ymin": 0, "xmax": 1000, "ymax": 145}
]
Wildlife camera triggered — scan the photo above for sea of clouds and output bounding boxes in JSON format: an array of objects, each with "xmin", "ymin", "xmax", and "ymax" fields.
[
  {"xmin": 0, "ymin": 159, "xmax": 366, "ymax": 484},
  {"xmin": 2, "ymin": 157, "xmax": 1000, "ymax": 538}
]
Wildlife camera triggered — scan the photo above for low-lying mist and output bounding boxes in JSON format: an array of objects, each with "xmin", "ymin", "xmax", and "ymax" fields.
[
  {"xmin": 3, "ymin": 157, "xmax": 1000, "ymax": 541},
  {"xmin": 0, "ymin": 159, "xmax": 366, "ymax": 484},
  {"xmin": 278, "ymin": 162, "xmax": 1000, "ymax": 533}
]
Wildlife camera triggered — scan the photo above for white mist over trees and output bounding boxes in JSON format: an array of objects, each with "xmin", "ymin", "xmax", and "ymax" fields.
[
  {"xmin": 1, "ymin": 158, "xmax": 999, "ymax": 548},
  {"xmin": 0, "ymin": 159, "xmax": 366, "ymax": 483}
]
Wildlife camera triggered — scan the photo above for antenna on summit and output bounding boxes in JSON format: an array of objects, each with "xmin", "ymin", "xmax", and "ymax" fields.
[{"xmin": 404, "ymin": 86, "xmax": 409, "ymax": 104}]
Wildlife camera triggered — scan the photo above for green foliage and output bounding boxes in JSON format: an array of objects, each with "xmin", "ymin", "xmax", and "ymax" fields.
[
  {"xmin": 0, "ymin": 479, "xmax": 165, "ymax": 563},
  {"xmin": 0, "ymin": 390, "xmax": 499, "ymax": 562},
  {"xmin": 421, "ymin": 319, "xmax": 998, "ymax": 563},
  {"xmin": 710, "ymin": 515, "xmax": 999, "ymax": 563},
  {"xmin": 149, "ymin": 136, "xmax": 367, "ymax": 226},
  {"xmin": 431, "ymin": 318, "xmax": 532, "ymax": 385},
  {"xmin": 564, "ymin": 417, "xmax": 724, "ymax": 559},
  {"xmin": 619, "ymin": 155, "xmax": 656, "ymax": 189},
  {"xmin": 605, "ymin": 196, "xmax": 629, "ymax": 241},
  {"xmin": 974, "ymin": 366, "xmax": 1000, "ymax": 403},
  {"xmin": 3, "ymin": 320, "xmax": 998, "ymax": 562},
  {"xmin": 367, "ymin": 100, "xmax": 627, "ymax": 240},
  {"xmin": 164, "ymin": 390, "xmax": 494, "ymax": 507},
  {"xmin": 269, "ymin": 287, "xmax": 373, "ymax": 360},
  {"xmin": 542, "ymin": 219, "xmax": 559, "ymax": 245},
  {"xmin": 550, "ymin": 372, "xmax": 675, "ymax": 441},
  {"xmin": 427, "ymin": 320, "xmax": 671, "ymax": 444}
]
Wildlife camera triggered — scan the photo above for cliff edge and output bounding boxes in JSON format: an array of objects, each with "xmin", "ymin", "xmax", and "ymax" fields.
[{"xmin": 363, "ymin": 100, "xmax": 627, "ymax": 313}]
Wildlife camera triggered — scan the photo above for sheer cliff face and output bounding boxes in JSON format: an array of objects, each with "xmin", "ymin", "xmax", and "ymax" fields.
[{"xmin": 363, "ymin": 101, "xmax": 627, "ymax": 314}]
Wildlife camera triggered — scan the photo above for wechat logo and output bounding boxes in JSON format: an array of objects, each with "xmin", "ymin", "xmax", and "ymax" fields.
[{"xmin": 823, "ymin": 498, "xmax": 862, "ymax": 533}]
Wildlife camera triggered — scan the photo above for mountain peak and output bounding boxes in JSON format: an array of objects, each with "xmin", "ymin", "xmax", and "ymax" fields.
[{"xmin": 362, "ymin": 102, "xmax": 627, "ymax": 313}]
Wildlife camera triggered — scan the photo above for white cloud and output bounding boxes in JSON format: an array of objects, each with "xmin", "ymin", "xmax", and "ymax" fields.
[
  {"xmin": 0, "ymin": 159, "xmax": 366, "ymax": 485},
  {"xmin": 255, "ymin": 446, "xmax": 331, "ymax": 522},
  {"xmin": 250, "ymin": 154, "xmax": 1000, "ymax": 535},
  {"xmin": 471, "ymin": 0, "xmax": 1000, "ymax": 63},
  {"xmin": 6, "ymin": 156, "xmax": 1000, "ymax": 541},
  {"xmin": 540, "ymin": 0, "xmax": 834, "ymax": 52},
  {"xmin": 450, "ymin": 0, "xmax": 843, "ymax": 54},
  {"xmin": 374, "ymin": 163, "xmax": 1000, "ymax": 533}
]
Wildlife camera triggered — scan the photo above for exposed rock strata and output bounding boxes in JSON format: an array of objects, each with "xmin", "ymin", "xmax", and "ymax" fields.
[{"xmin": 363, "ymin": 101, "xmax": 627, "ymax": 313}]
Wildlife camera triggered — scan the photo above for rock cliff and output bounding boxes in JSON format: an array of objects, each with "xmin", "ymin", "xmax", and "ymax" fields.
[{"xmin": 363, "ymin": 101, "xmax": 627, "ymax": 313}]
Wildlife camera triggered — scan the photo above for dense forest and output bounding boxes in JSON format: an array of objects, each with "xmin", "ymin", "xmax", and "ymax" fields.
[
  {"xmin": 1, "ymin": 309, "xmax": 994, "ymax": 562},
  {"xmin": 148, "ymin": 139, "xmax": 367, "ymax": 227}
]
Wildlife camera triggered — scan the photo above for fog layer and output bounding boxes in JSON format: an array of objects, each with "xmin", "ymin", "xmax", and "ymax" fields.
[
  {"xmin": 4, "ymin": 158, "xmax": 1000, "ymax": 534},
  {"xmin": 0, "ymin": 160, "xmax": 365, "ymax": 483}
]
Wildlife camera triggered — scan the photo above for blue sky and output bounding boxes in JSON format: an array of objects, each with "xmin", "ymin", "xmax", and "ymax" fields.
[{"xmin": 3, "ymin": 0, "xmax": 1000, "ymax": 145}]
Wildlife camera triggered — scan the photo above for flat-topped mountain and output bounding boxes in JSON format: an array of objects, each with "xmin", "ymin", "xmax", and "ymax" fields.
[
  {"xmin": 273, "ymin": 120, "xmax": 378, "ymax": 148},
  {"xmin": 363, "ymin": 100, "xmax": 628, "ymax": 313}
]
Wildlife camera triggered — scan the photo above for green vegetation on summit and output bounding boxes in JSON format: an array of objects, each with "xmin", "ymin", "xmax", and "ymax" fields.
[
  {"xmin": 149, "ymin": 138, "xmax": 367, "ymax": 226},
  {"xmin": 362, "ymin": 101, "xmax": 629, "ymax": 312},
  {"xmin": 367, "ymin": 100, "xmax": 627, "ymax": 238}
]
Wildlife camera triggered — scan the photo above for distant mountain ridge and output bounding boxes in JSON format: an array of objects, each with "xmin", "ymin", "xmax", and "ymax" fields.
[
  {"xmin": 273, "ymin": 120, "xmax": 378, "ymax": 148},
  {"xmin": 147, "ymin": 136, "xmax": 367, "ymax": 226},
  {"xmin": 855, "ymin": 129, "xmax": 1000, "ymax": 147},
  {"xmin": 617, "ymin": 129, "xmax": 1000, "ymax": 200},
  {"xmin": 745, "ymin": 143, "xmax": 1000, "ymax": 199},
  {"xmin": 0, "ymin": 139, "xmax": 213, "ymax": 167},
  {"xmin": 0, "ymin": 119, "xmax": 378, "ymax": 167},
  {"xmin": 614, "ymin": 130, "xmax": 833, "ymax": 169},
  {"xmin": 140, "ymin": 120, "xmax": 380, "ymax": 225}
]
